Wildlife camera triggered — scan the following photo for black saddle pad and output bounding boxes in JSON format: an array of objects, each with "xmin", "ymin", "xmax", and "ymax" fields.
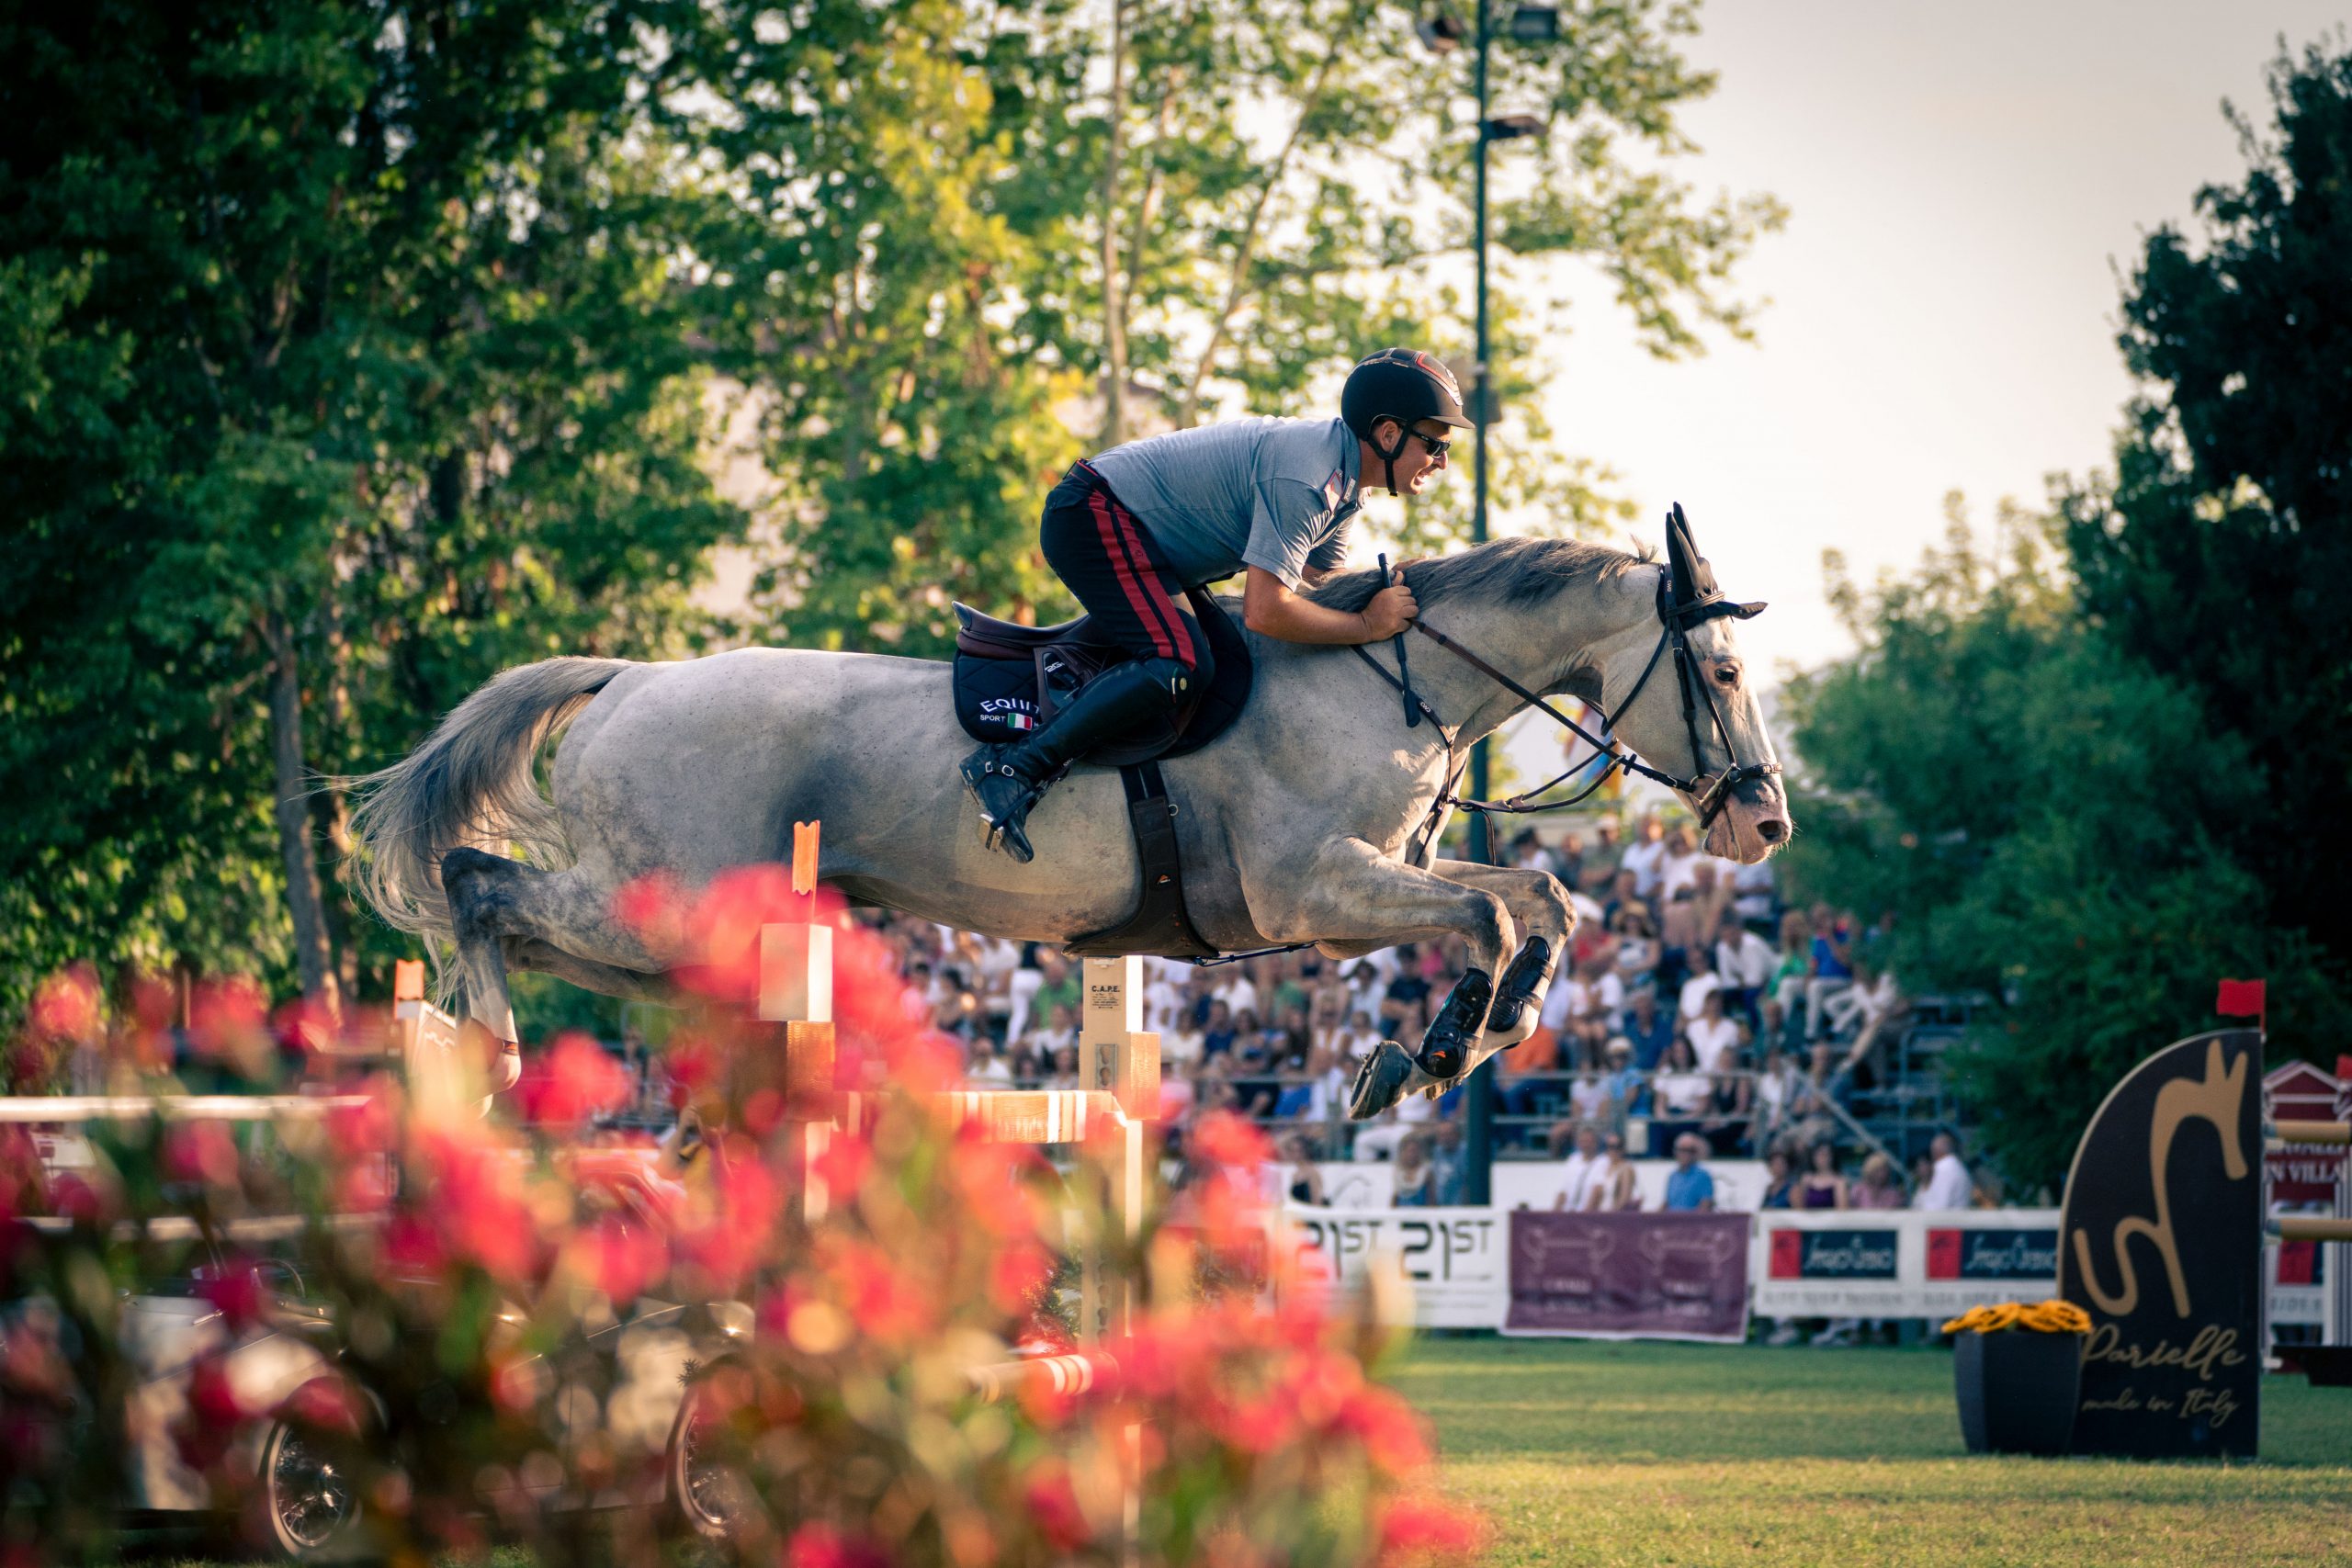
[{"xmin": 950, "ymin": 589, "xmax": 1253, "ymax": 766}]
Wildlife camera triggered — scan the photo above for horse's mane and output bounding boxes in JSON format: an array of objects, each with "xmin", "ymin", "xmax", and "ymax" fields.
[{"xmin": 1306, "ymin": 534, "xmax": 1656, "ymax": 615}]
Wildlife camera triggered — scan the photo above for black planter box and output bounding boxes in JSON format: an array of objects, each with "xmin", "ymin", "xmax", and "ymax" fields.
[{"xmin": 1954, "ymin": 1330, "xmax": 2084, "ymax": 1456}]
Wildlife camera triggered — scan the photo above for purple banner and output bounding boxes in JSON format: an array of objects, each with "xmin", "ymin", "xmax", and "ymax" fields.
[{"xmin": 1504, "ymin": 1211, "xmax": 1750, "ymax": 1341}]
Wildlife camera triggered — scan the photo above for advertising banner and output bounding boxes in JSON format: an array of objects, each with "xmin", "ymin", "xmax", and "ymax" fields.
[
  {"xmin": 1282, "ymin": 1206, "xmax": 1508, "ymax": 1328},
  {"xmin": 2266, "ymin": 1145, "xmax": 2346, "ymax": 1206},
  {"xmin": 1752, "ymin": 1211, "xmax": 2060, "ymax": 1318},
  {"xmin": 1502, "ymin": 1211, "xmax": 1749, "ymax": 1342}
]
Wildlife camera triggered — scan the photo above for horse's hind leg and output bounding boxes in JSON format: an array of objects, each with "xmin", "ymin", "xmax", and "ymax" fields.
[
  {"xmin": 508, "ymin": 940, "xmax": 679, "ymax": 1004},
  {"xmin": 442, "ymin": 848, "xmax": 665, "ymax": 1093}
]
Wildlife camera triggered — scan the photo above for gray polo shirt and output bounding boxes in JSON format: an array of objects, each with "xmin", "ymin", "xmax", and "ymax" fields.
[{"xmin": 1083, "ymin": 416, "xmax": 1363, "ymax": 591}]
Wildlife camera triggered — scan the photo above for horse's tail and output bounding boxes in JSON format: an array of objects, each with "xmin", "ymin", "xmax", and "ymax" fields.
[{"xmin": 345, "ymin": 656, "xmax": 637, "ymax": 954}]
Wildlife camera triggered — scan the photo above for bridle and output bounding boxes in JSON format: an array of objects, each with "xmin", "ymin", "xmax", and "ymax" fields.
[
  {"xmin": 1350, "ymin": 516, "xmax": 1782, "ymax": 847},
  {"xmin": 1192, "ymin": 510, "xmax": 1781, "ymax": 968}
]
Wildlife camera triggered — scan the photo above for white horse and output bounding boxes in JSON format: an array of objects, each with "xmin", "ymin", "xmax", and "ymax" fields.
[{"xmin": 350, "ymin": 517, "xmax": 1790, "ymax": 1118}]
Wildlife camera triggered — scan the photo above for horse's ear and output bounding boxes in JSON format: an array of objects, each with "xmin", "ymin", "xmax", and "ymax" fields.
[
  {"xmin": 1666, "ymin": 502, "xmax": 1719, "ymax": 609},
  {"xmin": 1665, "ymin": 502, "xmax": 1765, "ymax": 622}
]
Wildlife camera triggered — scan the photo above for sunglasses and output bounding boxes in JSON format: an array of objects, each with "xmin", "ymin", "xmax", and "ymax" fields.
[{"xmin": 1414, "ymin": 429, "xmax": 1452, "ymax": 458}]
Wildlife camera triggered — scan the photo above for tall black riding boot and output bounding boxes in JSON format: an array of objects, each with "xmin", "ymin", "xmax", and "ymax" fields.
[{"xmin": 960, "ymin": 657, "xmax": 1192, "ymax": 863}]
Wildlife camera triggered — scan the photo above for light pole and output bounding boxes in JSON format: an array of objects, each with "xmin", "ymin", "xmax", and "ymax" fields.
[{"xmin": 1424, "ymin": 0, "xmax": 1553, "ymax": 1205}]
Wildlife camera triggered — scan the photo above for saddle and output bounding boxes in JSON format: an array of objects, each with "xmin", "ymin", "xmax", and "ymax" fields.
[{"xmin": 949, "ymin": 590, "xmax": 1253, "ymax": 959}]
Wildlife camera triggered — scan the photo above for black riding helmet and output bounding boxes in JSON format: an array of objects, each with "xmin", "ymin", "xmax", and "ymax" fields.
[{"xmin": 1341, "ymin": 348, "xmax": 1475, "ymax": 494}]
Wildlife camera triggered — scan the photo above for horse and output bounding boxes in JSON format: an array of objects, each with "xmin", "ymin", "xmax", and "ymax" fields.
[{"xmin": 348, "ymin": 513, "xmax": 1792, "ymax": 1119}]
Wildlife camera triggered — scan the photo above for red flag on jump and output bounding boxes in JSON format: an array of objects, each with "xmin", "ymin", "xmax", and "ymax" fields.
[{"xmin": 2215, "ymin": 978, "xmax": 2267, "ymax": 1023}]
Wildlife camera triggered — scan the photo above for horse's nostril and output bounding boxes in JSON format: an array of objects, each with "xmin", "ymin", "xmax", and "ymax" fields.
[{"xmin": 1757, "ymin": 818, "xmax": 1789, "ymax": 843}]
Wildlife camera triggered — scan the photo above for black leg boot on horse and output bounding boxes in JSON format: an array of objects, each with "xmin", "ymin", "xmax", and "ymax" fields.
[
  {"xmin": 961, "ymin": 657, "xmax": 1193, "ymax": 863},
  {"xmin": 1349, "ymin": 965, "xmax": 1500, "ymax": 1118}
]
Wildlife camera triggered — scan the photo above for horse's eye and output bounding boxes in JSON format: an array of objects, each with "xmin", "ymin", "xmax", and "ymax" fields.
[{"xmin": 1715, "ymin": 663, "xmax": 1741, "ymax": 687}]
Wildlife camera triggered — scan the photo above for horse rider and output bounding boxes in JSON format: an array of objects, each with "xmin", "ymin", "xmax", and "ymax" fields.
[{"xmin": 961, "ymin": 347, "xmax": 1471, "ymax": 862}]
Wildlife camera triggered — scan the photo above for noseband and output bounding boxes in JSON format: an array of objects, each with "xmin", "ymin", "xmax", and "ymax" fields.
[{"xmin": 1351, "ymin": 562, "xmax": 1782, "ymax": 836}]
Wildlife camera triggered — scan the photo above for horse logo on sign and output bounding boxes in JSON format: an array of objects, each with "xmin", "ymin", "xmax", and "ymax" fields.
[{"xmin": 2057, "ymin": 1028, "xmax": 2262, "ymax": 1459}]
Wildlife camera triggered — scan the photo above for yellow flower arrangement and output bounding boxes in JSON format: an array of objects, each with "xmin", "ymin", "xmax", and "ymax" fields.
[{"xmin": 1940, "ymin": 1299, "xmax": 2093, "ymax": 1336}]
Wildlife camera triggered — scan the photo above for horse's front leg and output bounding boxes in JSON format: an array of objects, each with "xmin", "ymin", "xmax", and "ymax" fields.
[
  {"xmin": 1251, "ymin": 839, "xmax": 1519, "ymax": 1119},
  {"xmin": 1425, "ymin": 858, "xmax": 1575, "ymax": 1058}
]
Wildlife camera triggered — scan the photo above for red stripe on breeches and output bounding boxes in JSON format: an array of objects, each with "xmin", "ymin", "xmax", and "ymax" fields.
[{"xmin": 1089, "ymin": 491, "xmax": 1196, "ymax": 667}]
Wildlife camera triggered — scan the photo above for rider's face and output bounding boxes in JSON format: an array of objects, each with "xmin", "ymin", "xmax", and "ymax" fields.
[{"xmin": 1384, "ymin": 419, "xmax": 1454, "ymax": 494}]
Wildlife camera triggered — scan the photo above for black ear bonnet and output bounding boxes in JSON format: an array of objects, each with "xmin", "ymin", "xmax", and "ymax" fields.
[{"xmin": 1663, "ymin": 502, "xmax": 1765, "ymax": 626}]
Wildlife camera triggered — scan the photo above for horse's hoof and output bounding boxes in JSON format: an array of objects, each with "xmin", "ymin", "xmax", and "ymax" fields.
[
  {"xmin": 1415, "ymin": 968, "xmax": 1493, "ymax": 1080},
  {"xmin": 1349, "ymin": 1040, "xmax": 1415, "ymax": 1120}
]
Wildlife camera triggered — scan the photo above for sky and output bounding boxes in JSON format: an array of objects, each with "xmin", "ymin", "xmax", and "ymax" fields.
[{"xmin": 1527, "ymin": 0, "xmax": 2349, "ymax": 685}]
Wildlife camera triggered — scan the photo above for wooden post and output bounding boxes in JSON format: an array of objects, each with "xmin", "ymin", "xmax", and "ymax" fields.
[
  {"xmin": 1078, "ymin": 957, "xmax": 1157, "ymax": 1346},
  {"xmin": 1080, "ymin": 956, "xmax": 1148, "ymax": 1568},
  {"xmin": 762, "ymin": 821, "xmax": 834, "ymax": 1220}
]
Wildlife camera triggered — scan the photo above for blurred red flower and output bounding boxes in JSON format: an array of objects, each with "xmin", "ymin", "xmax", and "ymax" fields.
[
  {"xmin": 826, "ymin": 1238, "xmax": 937, "ymax": 1349},
  {"xmin": 517, "ymin": 1033, "xmax": 633, "ymax": 1132},
  {"xmin": 783, "ymin": 1522, "xmax": 895, "ymax": 1568},
  {"xmin": 277, "ymin": 1374, "xmax": 368, "ymax": 1437},
  {"xmin": 1334, "ymin": 1385, "xmax": 1432, "ymax": 1477},
  {"xmin": 1020, "ymin": 1458, "xmax": 1094, "ymax": 1552},
  {"xmin": 162, "ymin": 1121, "xmax": 241, "ymax": 1188},
  {"xmin": 565, "ymin": 1215, "xmax": 669, "ymax": 1305},
  {"xmin": 812, "ymin": 1123, "xmax": 875, "ymax": 1202},
  {"xmin": 409, "ymin": 1126, "xmax": 537, "ymax": 1284},
  {"xmin": 177, "ymin": 1354, "xmax": 255, "ymax": 1472},
  {"xmin": 325, "ymin": 1079, "xmax": 401, "ymax": 1155},
  {"xmin": 1374, "ymin": 1493, "xmax": 1488, "ymax": 1565},
  {"xmin": 989, "ymin": 1236, "xmax": 1057, "ymax": 1316},
  {"xmin": 1193, "ymin": 1111, "xmax": 1273, "ymax": 1170},
  {"xmin": 379, "ymin": 1213, "xmax": 447, "ymax": 1280},
  {"xmin": 47, "ymin": 1172, "xmax": 107, "ymax": 1227},
  {"xmin": 677, "ymin": 1145, "xmax": 781, "ymax": 1292},
  {"xmin": 24, "ymin": 968, "xmax": 100, "ymax": 1043},
  {"xmin": 198, "ymin": 1257, "xmax": 271, "ymax": 1332},
  {"xmin": 186, "ymin": 976, "xmax": 268, "ymax": 1060}
]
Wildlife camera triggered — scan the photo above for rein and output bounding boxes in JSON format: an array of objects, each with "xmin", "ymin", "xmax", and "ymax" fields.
[{"xmin": 1350, "ymin": 565, "xmax": 1781, "ymax": 838}]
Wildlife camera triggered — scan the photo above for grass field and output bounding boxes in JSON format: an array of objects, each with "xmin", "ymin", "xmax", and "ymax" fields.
[
  {"xmin": 121, "ymin": 1338, "xmax": 2352, "ymax": 1566},
  {"xmin": 1396, "ymin": 1337, "xmax": 2352, "ymax": 1567}
]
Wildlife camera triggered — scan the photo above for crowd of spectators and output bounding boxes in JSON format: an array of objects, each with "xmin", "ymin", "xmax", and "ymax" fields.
[{"xmin": 840, "ymin": 807, "xmax": 1973, "ymax": 1213}]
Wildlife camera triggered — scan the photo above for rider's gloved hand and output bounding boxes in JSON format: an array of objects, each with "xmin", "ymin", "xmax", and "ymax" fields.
[{"xmin": 1358, "ymin": 564, "xmax": 1419, "ymax": 641}]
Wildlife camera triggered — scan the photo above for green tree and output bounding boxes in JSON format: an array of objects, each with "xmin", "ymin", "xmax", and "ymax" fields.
[
  {"xmin": 699, "ymin": 0, "xmax": 1780, "ymax": 651},
  {"xmin": 1080, "ymin": 0, "xmax": 1782, "ymax": 441},
  {"xmin": 0, "ymin": 2, "xmax": 746, "ymax": 1028},
  {"xmin": 661, "ymin": 0, "xmax": 1085, "ymax": 653},
  {"xmin": 2059, "ymin": 39, "xmax": 2352, "ymax": 998},
  {"xmin": 1781, "ymin": 498, "xmax": 2349, "ymax": 1190}
]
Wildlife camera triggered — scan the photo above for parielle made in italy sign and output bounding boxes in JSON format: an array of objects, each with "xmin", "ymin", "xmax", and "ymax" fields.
[{"xmin": 2057, "ymin": 1029, "xmax": 2263, "ymax": 1459}]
